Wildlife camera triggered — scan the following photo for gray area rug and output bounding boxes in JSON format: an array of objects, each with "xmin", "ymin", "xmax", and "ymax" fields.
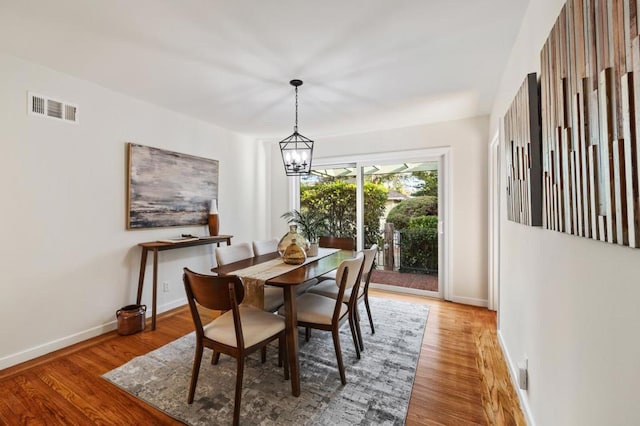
[{"xmin": 103, "ymin": 297, "xmax": 429, "ymax": 425}]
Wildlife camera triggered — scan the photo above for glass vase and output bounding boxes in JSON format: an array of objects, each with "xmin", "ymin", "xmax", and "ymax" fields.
[
  {"xmin": 278, "ymin": 224, "xmax": 309, "ymax": 257},
  {"xmin": 282, "ymin": 239, "xmax": 307, "ymax": 265}
]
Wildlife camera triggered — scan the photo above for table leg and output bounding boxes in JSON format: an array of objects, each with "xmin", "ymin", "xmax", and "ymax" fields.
[
  {"xmin": 283, "ymin": 286, "xmax": 300, "ymax": 396},
  {"xmin": 136, "ymin": 248, "xmax": 149, "ymax": 305},
  {"xmin": 151, "ymin": 248, "xmax": 159, "ymax": 331}
]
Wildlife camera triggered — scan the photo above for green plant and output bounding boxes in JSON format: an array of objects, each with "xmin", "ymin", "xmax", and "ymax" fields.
[
  {"xmin": 398, "ymin": 227, "xmax": 438, "ymax": 274},
  {"xmin": 280, "ymin": 209, "xmax": 325, "ymax": 243},
  {"xmin": 300, "ymin": 180, "xmax": 387, "ymax": 247},
  {"xmin": 386, "ymin": 196, "xmax": 437, "ymax": 230},
  {"xmin": 408, "ymin": 215, "xmax": 439, "ymax": 230}
]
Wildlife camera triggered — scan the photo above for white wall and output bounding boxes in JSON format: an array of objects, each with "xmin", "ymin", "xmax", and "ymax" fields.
[
  {"xmin": 269, "ymin": 116, "xmax": 490, "ymax": 305},
  {"xmin": 0, "ymin": 53, "xmax": 269, "ymax": 369},
  {"xmin": 490, "ymin": 1, "xmax": 640, "ymax": 424}
]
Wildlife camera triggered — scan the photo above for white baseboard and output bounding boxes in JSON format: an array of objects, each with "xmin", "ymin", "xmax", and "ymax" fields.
[
  {"xmin": 497, "ymin": 331, "xmax": 535, "ymax": 426},
  {"xmin": 370, "ymin": 282, "xmax": 440, "ymax": 298},
  {"xmin": 0, "ymin": 321, "xmax": 117, "ymax": 371},
  {"xmin": 448, "ymin": 295, "xmax": 488, "ymax": 307},
  {"xmin": 0, "ymin": 297, "xmax": 188, "ymax": 371},
  {"xmin": 370, "ymin": 283, "xmax": 489, "ymax": 308}
]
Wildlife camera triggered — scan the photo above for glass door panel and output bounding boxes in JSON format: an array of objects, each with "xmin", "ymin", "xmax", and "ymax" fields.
[
  {"xmin": 300, "ymin": 160, "xmax": 440, "ymax": 295},
  {"xmin": 361, "ymin": 162, "xmax": 440, "ymax": 294}
]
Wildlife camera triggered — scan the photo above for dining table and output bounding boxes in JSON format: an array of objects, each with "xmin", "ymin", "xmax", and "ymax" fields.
[{"xmin": 212, "ymin": 247, "xmax": 354, "ymax": 397}]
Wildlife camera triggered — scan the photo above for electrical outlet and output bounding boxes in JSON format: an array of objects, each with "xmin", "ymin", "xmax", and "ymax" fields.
[
  {"xmin": 163, "ymin": 281, "xmax": 169, "ymax": 292},
  {"xmin": 518, "ymin": 358, "xmax": 528, "ymax": 390}
]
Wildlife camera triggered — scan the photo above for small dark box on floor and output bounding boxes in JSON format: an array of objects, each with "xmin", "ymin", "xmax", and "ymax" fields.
[{"xmin": 116, "ymin": 304, "xmax": 146, "ymax": 335}]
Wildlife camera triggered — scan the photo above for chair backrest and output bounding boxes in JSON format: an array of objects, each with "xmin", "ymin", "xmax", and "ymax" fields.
[
  {"xmin": 361, "ymin": 244, "xmax": 378, "ymax": 285},
  {"xmin": 332, "ymin": 253, "xmax": 365, "ymax": 319},
  {"xmin": 318, "ymin": 236, "xmax": 356, "ymax": 250},
  {"xmin": 183, "ymin": 268, "xmax": 245, "ymax": 342},
  {"xmin": 215, "ymin": 242, "xmax": 254, "ymax": 266},
  {"xmin": 335, "ymin": 252, "xmax": 365, "ymax": 291},
  {"xmin": 252, "ymin": 239, "xmax": 279, "ymax": 256}
]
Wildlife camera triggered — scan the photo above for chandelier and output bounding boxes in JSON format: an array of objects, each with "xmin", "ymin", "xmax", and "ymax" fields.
[{"xmin": 279, "ymin": 79, "xmax": 314, "ymax": 176}]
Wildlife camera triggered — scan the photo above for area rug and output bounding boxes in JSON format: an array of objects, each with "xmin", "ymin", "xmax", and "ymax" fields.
[{"xmin": 103, "ymin": 297, "xmax": 429, "ymax": 425}]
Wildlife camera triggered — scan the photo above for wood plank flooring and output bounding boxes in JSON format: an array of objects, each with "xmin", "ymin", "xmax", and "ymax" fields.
[{"xmin": 0, "ymin": 290, "xmax": 525, "ymax": 425}]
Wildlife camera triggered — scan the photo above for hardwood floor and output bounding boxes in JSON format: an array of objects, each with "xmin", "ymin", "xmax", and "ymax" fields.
[{"xmin": 0, "ymin": 290, "xmax": 525, "ymax": 425}]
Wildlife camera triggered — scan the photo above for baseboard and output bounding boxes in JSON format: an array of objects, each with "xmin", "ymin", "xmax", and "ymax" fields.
[
  {"xmin": 0, "ymin": 297, "xmax": 188, "ymax": 371},
  {"xmin": 448, "ymin": 295, "xmax": 488, "ymax": 307},
  {"xmin": 497, "ymin": 331, "xmax": 536, "ymax": 426},
  {"xmin": 370, "ymin": 282, "xmax": 440, "ymax": 298},
  {"xmin": 0, "ymin": 321, "xmax": 117, "ymax": 371}
]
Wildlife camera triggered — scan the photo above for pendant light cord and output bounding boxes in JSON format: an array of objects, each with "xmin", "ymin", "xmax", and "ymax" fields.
[{"xmin": 294, "ymin": 85, "xmax": 299, "ymax": 132}]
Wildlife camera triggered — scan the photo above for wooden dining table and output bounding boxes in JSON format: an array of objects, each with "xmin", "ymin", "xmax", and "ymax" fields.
[{"xmin": 212, "ymin": 248, "xmax": 354, "ymax": 397}]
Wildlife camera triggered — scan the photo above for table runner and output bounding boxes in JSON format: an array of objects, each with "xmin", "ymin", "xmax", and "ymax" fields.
[{"xmin": 232, "ymin": 248, "xmax": 339, "ymax": 308}]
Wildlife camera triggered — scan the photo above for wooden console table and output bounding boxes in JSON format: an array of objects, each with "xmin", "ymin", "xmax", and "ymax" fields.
[{"xmin": 136, "ymin": 235, "xmax": 233, "ymax": 330}]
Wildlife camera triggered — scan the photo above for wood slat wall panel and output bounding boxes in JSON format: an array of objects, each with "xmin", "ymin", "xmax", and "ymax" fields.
[
  {"xmin": 540, "ymin": 0, "xmax": 640, "ymax": 248},
  {"xmin": 505, "ymin": 73, "xmax": 543, "ymax": 226}
]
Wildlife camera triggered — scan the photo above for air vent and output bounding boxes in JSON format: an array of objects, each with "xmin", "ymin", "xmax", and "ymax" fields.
[{"xmin": 28, "ymin": 92, "xmax": 79, "ymax": 124}]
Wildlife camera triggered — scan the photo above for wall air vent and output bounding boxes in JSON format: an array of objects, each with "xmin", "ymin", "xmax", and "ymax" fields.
[{"xmin": 28, "ymin": 92, "xmax": 79, "ymax": 124}]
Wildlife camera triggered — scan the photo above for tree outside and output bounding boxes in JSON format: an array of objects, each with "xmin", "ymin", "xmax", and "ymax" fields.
[
  {"xmin": 300, "ymin": 180, "xmax": 387, "ymax": 248},
  {"xmin": 299, "ymin": 166, "xmax": 438, "ymax": 276}
]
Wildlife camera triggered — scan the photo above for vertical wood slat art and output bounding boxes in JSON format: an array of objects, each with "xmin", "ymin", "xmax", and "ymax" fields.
[
  {"xmin": 505, "ymin": 73, "xmax": 543, "ymax": 226},
  {"xmin": 540, "ymin": 0, "xmax": 640, "ymax": 247}
]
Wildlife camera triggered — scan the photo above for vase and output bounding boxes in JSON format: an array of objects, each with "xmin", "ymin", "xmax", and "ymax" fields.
[
  {"xmin": 208, "ymin": 199, "xmax": 219, "ymax": 236},
  {"xmin": 282, "ymin": 239, "xmax": 307, "ymax": 265},
  {"xmin": 307, "ymin": 241, "xmax": 319, "ymax": 257},
  {"xmin": 278, "ymin": 224, "xmax": 309, "ymax": 256}
]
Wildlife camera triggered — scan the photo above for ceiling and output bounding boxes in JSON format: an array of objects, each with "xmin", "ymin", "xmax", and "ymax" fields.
[{"xmin": 0, "ymin": 0, "xmax": 529, "ymax": 139}]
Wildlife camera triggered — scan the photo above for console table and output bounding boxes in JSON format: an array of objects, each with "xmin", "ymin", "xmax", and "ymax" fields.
[{"xmin": 136, "ymin": 235, "xmax": 233, "ymax": 330}]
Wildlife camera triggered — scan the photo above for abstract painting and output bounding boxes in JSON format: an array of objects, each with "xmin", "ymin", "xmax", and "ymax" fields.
[
  {"xmin": 504, "ymin": 73, "xmax": 543, "ymax": 226},
  {"xmin": 127, "ymin": 143, "xmax": 218, "ymax": 229},
  {"xmin": 540, "ymin": 0, "xmax": 640, "ymax": 247}
]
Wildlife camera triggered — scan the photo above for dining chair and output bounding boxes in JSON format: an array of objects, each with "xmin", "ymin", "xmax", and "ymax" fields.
[
  {"xmin": 317, "ymin": 236, "xmax": 356, "ymax": 281},
  {"xmin": 279, "ymin": 253, "xmax": 364, "ymax": 385},
  {"xmin": 215, "ymin": 242, "xmax": 254, "ymax": 266},
  {"xmin": 309, "ymin": 245, "xmax": 378, "ymax": 351},
  {"xmin": 182, "ymin": 269, "xmax": 288, "ymax": 426},
  {"xmin": 319, "ymin": 236, "xmax": 356, "ymax": 250},
  {"xmin": 216, "ymin": 242, "xmax": 284, "ymax": 313},
  {"xmin": 252, "ymin": 238, "xmax": 279, "ymax": 256}
]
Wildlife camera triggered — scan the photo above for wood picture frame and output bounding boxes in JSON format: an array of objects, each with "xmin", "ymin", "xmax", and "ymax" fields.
[{"xmin": 126, "ymin": 143, "xmax": 219, "ymax": 229}]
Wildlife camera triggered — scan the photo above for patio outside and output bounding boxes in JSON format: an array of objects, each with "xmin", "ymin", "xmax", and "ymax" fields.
[{"xmin": 301, "ymin": 162, "xmax": 439, "ymax": 292}]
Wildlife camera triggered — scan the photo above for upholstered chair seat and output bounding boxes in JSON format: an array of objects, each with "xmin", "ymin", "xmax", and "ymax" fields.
[{"xmin": 204, "ymin": 304, "xmax": 286, "ymax": 348}]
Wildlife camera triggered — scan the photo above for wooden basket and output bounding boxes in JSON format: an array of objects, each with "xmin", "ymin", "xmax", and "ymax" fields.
[{"xmin": 116, "ymin": 304, "xmax": 146, "ymax": 335}]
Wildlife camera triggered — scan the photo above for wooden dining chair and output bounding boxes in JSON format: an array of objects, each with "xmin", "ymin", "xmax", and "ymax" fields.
[
  {"xmin": 183, "ymin": 269, "xmax": 288, "ymax": 426},
  {"xmin": 309, "ymin": 245, "xmax": 378, "ymax": 351},
  {"xmin": 317, "ymin": 236, "xmax": 356, "ymax": 282},
  {"xmin": 215, "ymin": 242, "xmax": 254, "ymax": 266},
  {"xmin": 251, "ymin": 238, "xmax": 279, "ymax": 256},
  {"xmin": 279, "ymin": 253, "xmax": 365, "ymax": 384},
  {"xmin": 319, "ymin": 236, "xmax": 356, "ymax": 250},
  {"xmin": 216, "ymin": 242, "xmax": 284, "ymax": 313}
]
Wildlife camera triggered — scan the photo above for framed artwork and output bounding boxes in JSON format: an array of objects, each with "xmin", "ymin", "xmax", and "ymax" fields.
[
  {"xmin": 126, "ymin": 143, "xmax": 219, "ymax": 229},
  {"xmin": 540, "ymin": 0, "xmax": 640, "ymax": 247},
  {"xmin": 504, "ymin": 73, "xmax": 543, "ymax": 226}
]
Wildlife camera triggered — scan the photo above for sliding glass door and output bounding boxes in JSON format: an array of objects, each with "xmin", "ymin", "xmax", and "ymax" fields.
[{"xmin": 295, "ymin": 150, "xmax": 448, "ymax": 299}]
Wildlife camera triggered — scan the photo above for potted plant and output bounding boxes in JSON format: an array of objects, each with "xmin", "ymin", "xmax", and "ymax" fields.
[{"xmin": 281, "ymin": 209, "xmax": 325, "ymax": 256}]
